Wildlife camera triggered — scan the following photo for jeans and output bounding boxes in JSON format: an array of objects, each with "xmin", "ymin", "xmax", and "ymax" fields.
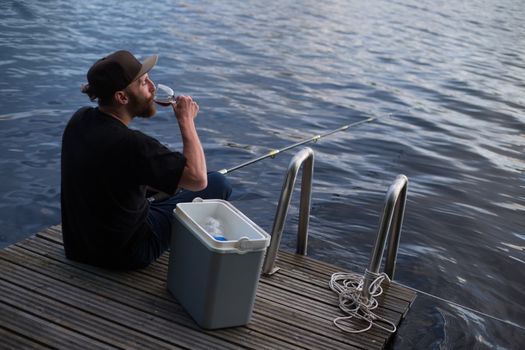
[{"xmin": 130, "ymin": 171, "xmax": 232, "ymax": 269}]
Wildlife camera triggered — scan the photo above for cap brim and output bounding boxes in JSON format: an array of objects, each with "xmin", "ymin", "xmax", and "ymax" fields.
[{"xmin": 134, "ymin": 54, "xmax": 158, "ymax": 81}]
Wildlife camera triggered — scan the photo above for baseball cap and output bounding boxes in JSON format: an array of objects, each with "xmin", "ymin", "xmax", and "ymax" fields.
[{"xmin": 81, "ymin": 50, "xmax": 158, "ymax": 99}]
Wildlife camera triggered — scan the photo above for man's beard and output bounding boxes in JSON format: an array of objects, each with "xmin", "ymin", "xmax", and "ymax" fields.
[{"xmin": 128, "ymin": 90, "xmax": 156, "ymax": 118}]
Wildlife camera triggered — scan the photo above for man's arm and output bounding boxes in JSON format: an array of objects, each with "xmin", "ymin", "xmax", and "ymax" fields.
[{"xmin": 172, "ymin": 95, "xmax": 207, "ymax": 191}]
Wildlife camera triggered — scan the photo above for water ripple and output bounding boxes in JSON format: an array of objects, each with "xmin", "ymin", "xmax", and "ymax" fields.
[{"xmin": 1, "ymin": 0, "xmax": 525, "ymax": 347}]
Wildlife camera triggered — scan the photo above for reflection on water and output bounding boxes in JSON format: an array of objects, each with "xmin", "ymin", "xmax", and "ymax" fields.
[{"xmin": 1, "ymin": 0, "xmax": 524, "ymax": 347}]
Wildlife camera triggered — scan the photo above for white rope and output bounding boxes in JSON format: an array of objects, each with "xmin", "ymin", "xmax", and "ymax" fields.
[
  {"xmin": 329, "ymin": 270, "xmax": 397, "ymax": 333},
  {"xmin": 329, "ymin": 263, "xmax": 525, "ymax": 332}
]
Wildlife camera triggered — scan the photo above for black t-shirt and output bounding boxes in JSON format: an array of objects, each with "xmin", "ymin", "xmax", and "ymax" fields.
[{"xmin": 61, "ymin": 107, "xmax": 186, "ymax": 268}]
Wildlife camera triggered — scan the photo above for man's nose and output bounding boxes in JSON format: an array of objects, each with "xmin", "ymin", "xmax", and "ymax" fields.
[{"xmin": 148, "ymin": 78, "xmax": 155, "ymax": 93}]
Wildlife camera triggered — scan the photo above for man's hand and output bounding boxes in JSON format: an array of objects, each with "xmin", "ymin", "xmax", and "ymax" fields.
[{"xmin": 172, "ymin": 95, "xmax": 199, "ymax": 122}]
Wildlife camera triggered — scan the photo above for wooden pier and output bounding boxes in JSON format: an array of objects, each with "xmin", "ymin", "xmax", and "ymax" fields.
[{"xmin": 0, "ymin": 225, "xmax": 416, "ymax": 349}]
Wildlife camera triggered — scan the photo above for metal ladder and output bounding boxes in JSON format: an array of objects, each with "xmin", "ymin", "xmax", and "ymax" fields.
[
  {"xmin": 262, "ymin": 147, "xmax": 408, "ymax": 284},
  {"xmin": 262, "ymin": 147, "xmax": 314, "ymax": 275},
  {"xmin": 361, "ymin": 174, "xmax": 408, "ymax": 301}
]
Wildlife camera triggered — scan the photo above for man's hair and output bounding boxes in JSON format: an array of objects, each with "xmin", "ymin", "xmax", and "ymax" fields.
[{"xmin": 81, "ymin": 84, "xmax": 113, "ymax": 106}]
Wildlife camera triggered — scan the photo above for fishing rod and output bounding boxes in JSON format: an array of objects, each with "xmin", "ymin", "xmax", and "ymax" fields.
[
  {"xmin": 155, "ymin": 83, "xmax": 388, "ymax": 175},
  {"xmin": 217, "ymin": 115, "xmax": 383, "ymax": 175},
  {"xmin": 147, "ymin": 115, "xmax": 387, "ymax": 202}
]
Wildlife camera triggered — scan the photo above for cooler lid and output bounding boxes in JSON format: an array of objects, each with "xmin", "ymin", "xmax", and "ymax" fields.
[{"xmin": 174, "ymin": 199, "xmax": 270, "ymax": 253}]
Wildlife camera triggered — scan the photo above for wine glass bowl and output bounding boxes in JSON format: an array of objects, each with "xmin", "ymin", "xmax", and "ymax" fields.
[{"xmin": 154, "ymin": 83, "xmax": 175, "ymax": 106}]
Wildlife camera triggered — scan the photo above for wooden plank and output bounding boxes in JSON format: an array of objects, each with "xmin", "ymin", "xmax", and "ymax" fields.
[
  {"xmin": 267, "ymin": 261, "xmax": 411, "ymax": 311},
  {"xmin": 275, "ymin": 253, "xmax": 417, "ymax": 316},
  {"xmin": 259, "ymin": 269, "xmax": 408, "ymax": 318},
  {"xmin": 152, "ymin": 237, "xmax": 415, "ymax": 310},
  {"xmin": 156, "ymin": 246, "xmax": 414, "ymax": 311},
  {"xmin": 0, "ymin": 326, "xmax": 52, "ymax": 350},
  {"xmin": 11, "ymin": 237, "xmax": 306, "ymax": 350},
  {"xmin": 0, "ymin": 302, "xmax": 115, "ymax": 350},
  {"xmin": 20, "ymin": 235, "xmax": 170, "ymax": 294},
  {"xmin": 276, "ymin": 252, "xmax": 417, "ymax": 304},
  {"xmin": 258, "ymin": 278, "xmax": 400, "ymax": 341},
  {"xmin": 2, "ymin": 240, "xmax": 312, "ymax": 350},
  {"xmin": 253, "ymin": 296, "xmax": 383, "ymax": 349},
  {"xmin": 36, "ymin": 225, "xmax": 62, "ymax": 244},
  {"xmin": 0, "ymin": 278, "xmax": 183, "ymax": 350},
  {"xmin": 38, "ymin": 227, "xmax": 414, "ymax": 336},
  {"xmin": 40, "ymin": 235, "xmax": 395, "ymax": 346},
  {"xmin": 256, "ymin": 281, "xmax": 392, "ymax": 342},
  {"xmin": 28, "ymin": 232, "xmax": 386, "ymax": 345},
  {"xmin": 154, "ymin": 240, "xmax": 406, "ymax": 318},
  {"xmin": 132, "ymin": 254, "xmax": 401, "ymax": 347},
  {"xmin": 15, "ymin": 238, "xmax": 356, "ymax": 350},
  {"xmin": 248, "ymin": 312, "xmax": 358, "ymax": 350},
  {"xmin": 130, "ymin": 246, "xmax": 400, "ymax": 344},
  {"xmin": 4, "ymin": 226, "xmax": 415, "ymax": 350},
  {"xmin": 0, "ymin": 247, "xmax": 247, "ymax": 350},
  {"xmin": 24, "ymin": 235, "xmax": 376, "ymax": 347},
  {"xmin": 274, "ymin": 268, "xmax": 411, "ymax": 318}
]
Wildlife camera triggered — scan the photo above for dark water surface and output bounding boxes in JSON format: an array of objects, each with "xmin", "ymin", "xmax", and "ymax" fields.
[{"xmin": 1, "ymin": 0, "xmax": 524, "ymax": 348}]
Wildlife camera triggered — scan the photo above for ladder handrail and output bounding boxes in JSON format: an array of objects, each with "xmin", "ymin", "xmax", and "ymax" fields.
[
  {"xmin": 262, "ymin": 147, "xmax": 314, "ymax": 275},
  {"xmin": 362, "ymin": 174, "xmax": 408, "ymax": 300}
]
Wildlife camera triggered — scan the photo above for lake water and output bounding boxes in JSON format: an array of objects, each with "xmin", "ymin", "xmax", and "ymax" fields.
[{"xmin": 1, "ymin": 0, "xmax": 524, "ymax": 348}]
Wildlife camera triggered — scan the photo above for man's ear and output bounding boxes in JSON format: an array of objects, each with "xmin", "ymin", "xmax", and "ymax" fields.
[{"xmin": 114, "ymin": 91, "xmax": 128, "ymax": 105}]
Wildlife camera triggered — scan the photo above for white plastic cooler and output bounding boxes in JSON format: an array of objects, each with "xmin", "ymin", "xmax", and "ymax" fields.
[{"xmin": 167, "ymin": 199, "xmax": 270, "ymax": 329}]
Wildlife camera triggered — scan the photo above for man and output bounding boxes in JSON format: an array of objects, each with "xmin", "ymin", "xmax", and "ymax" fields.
[{"xmin": 61, "ymin": 50, "xmax": 231, "ymax": 269}]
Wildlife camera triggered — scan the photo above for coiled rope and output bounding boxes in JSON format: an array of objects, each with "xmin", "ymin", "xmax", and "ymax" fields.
[{"xmin": 329, "ymin": 270, "xmax": 397, "ymax": 333}]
